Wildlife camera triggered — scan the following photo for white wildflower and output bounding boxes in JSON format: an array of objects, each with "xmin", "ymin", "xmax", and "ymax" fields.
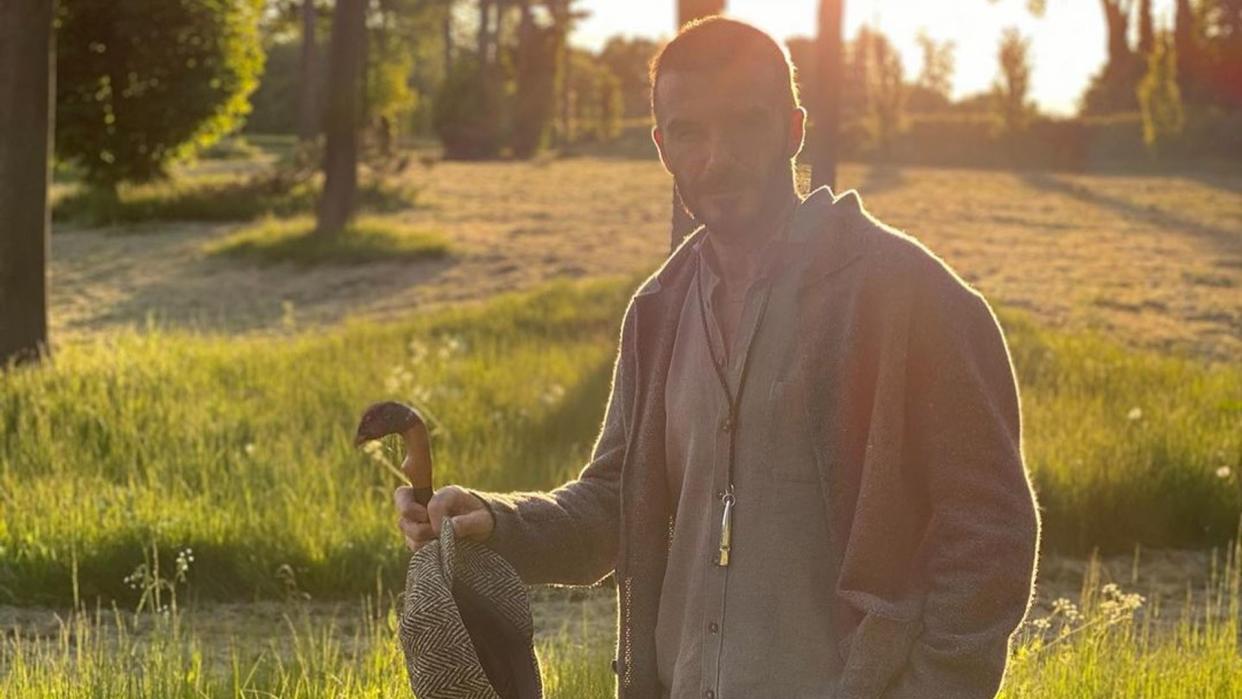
[
  {"xmin": 1126, "ymin": 407, "xmax": 1143, "ymax": 421},
  {"xmin": 541, "ymin": 383, "xmax": 566, "ymax": 406},
  {"xmin": 1216, "ymin": 466, "xmax": 1232, "ymax": 480}
]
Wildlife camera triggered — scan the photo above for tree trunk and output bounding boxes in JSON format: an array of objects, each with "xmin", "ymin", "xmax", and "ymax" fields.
[
  {"xmin": 478, "ymin": 0, "xmax": 492, "ymax": 65},
  {"xmin": 1174, "ymin": 0, "xmax": 1196, "ymax": 97},
  {"xmin": 1138, "ymin": 0, "xmax": 1154, "ymax": 56},
  {"xmin": 297, "ymin": 0, "xmax": 320, "ymax": 141},
  {"xmin": 0, "ymin": 0, "xmax": 54, "ymax": 367},
  {"xmin": 811, "ymin": 0, "xmax": 844, "ymax": 191},
  {"xmin": 669, "ymin": 0, "xmax": 725, "ymax": 254},
  {"xmin": 677, "ymin": 0, "xmax": 725, "ymax": 26},
  {"xmin": 317, "ymin": 0, "xmax": 368, "ymax": 235},
  {"xmin": 443, "ymin": 2, "xmax": 454, "ymax": 71},
  {"xmin": 1102, "ymin": 0, "xmax": 1133, "ymax": 68}
]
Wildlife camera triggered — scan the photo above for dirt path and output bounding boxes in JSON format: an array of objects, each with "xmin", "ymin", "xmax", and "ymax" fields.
[{"xmin": 50, "ymin": 159, "xmax": 1241, "ymax": 360}]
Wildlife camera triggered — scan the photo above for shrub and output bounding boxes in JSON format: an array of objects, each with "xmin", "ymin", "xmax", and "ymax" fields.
[
  {"xmin": 55, "ymin": 0, "xmax": 265, "ymax": 189},
  {"xmin": 433, "ymin": 55, "xmax": 506, "ymax": 160},
  {"xmin": 1138, "ymin": 34, "xmax": 1187, "ymax": 157}
]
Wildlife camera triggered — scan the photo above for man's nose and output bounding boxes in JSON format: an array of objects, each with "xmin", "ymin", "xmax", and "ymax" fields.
[{"xmin": 702, "ymin": 131, "xmax": 741, "ymax": 179}]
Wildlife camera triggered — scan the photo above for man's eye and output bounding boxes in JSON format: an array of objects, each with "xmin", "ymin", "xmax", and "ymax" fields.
[{"xmin": 672, "ymin": 125, "xmax": 702, "ymax": 140}]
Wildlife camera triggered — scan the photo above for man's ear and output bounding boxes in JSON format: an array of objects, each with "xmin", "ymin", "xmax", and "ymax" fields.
[
  {"xmin": 652, "ymin": 126, "xmax": 673, "ymax": 175},
  {"xmin": 787, "ymin": 106, "xmax": 808, "ymax": 160}
]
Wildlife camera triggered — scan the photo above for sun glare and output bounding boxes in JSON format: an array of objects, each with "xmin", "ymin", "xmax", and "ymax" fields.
[{"xmin": 576, "ymin": 0, "xmax": 1179, "ymax": 116}]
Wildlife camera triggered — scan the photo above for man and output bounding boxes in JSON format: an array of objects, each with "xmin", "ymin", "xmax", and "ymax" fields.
[{"xmin": 394, "ymin": 17, "xmax": 1041, "ymax": 699}]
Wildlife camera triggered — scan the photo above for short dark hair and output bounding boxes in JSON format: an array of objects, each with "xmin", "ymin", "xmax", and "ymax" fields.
[{"xmin": 648, "ymin": 16, "xmax": 801, "ymax": 122}]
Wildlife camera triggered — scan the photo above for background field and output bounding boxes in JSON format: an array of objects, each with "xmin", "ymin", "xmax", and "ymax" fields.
[{"xmin": 5, "ymin": 146, "xmax": 1242, "ymax": 695}]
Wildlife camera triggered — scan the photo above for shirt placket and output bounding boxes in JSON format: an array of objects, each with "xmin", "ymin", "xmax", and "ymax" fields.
[{"xmin": 696, "ymin": 261, "xmax": 774, "ymax": 699}]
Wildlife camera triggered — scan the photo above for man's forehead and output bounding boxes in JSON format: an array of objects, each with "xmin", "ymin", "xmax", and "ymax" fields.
[{"xmin": 655, "ymin": 60, "xmax": 786, "ymax": 123}]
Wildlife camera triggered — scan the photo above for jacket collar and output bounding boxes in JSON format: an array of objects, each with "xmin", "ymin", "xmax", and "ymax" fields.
[{"xmin": 635, "ymin": 185, "xmax": 872, "ymax": 302}]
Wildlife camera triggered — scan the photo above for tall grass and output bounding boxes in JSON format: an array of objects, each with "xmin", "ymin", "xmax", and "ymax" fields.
[
  {"xmin": 1003, "ymin": 312, "xmax": 1242, "ymax": 551},
  {"xmin": 2, "ymin": 538, "xmax": 1237, "ymax": 697},
  {"xmin": 0, "ymin": 278, "xmax": 1238, "ymax": 607},
  {"xmin": 0, "ymin": 279, "xmax": 628, "ymax": 606}
]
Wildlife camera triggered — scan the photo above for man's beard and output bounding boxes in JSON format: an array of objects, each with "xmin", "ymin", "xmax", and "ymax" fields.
[{"xmin": 674, "ymin": 147, "xmax": 792, "ymax": 245}]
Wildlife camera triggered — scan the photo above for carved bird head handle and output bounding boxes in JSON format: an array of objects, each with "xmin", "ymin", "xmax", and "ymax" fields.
[{"xmin": 354, "ymin": 401, "xmax": 434, "ymax": 506}]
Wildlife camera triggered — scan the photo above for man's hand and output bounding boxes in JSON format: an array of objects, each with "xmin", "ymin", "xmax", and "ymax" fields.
[{"xmin": 394, "ymin": 485, "xmax": 495, "ymax": 553}]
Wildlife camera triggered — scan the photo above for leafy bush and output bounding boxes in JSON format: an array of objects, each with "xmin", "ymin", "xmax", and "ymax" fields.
[
  {"xmin": 433, "ymin": 55, "xmax": 506, "ymax": 160},
  {"xmin": 55, "ymin": 0, "xmax": 265, "ymax": 189},
  {"xmin": 1138, "ymin": 34, "xmax": 1186, "ymax": 157}
]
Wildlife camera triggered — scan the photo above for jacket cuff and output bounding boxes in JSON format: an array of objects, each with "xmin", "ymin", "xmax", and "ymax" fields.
[{"xmin": 463, "ymin": 487, "xmax": 524, "ymax": 565}]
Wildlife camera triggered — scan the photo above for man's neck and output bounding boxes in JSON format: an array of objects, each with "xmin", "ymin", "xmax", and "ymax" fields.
[{"xmin": 705, "ymin": 190, "xmax": 801, "ymax": 289}]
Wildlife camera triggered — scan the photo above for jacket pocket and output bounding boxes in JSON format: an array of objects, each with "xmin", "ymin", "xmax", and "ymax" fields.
[{"xmin": 835, "ymin": 611, "xmax": 923, "ymax": 698}]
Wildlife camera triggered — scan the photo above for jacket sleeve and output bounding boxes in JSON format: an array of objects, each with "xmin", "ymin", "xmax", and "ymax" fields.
[
  {"xmin": 462, "ymin": 302, "xmax": 635, "ymax": 587},
  {"xmin": 885, "ymin": 268, "xmax": 1041, "ymax": 698}
]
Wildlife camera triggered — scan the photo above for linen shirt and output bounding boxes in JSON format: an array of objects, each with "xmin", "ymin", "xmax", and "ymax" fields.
[{"xmin": 656, "ymin": 190, "xmax": 844, "ymax": 698}]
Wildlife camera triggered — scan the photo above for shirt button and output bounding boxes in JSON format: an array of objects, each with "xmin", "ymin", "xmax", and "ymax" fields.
[
  {"xmin": 719, "ymin": 416, "xmax": 734, "ymax": 433},
  {"xmin": 705, "ymin": 691, "xmax": 715, "ymax": 699},
  {"xmin": 708, "ymin": 621, "xmax": 719, "ymax": 633}
]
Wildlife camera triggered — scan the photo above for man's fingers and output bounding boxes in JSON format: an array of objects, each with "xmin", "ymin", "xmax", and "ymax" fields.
[
  {"xmin": 399, "ymin": 518, "xmax": 433, "ymax": 544},
  {"xmin": 451, "ymin": 510, "xmax": 492, "ymax": 541},
  {"xmin": 426, "ymin": 486, "xmax": 471, "ymax": 532},
  {"xmin": 394, "ymin": 486, "xmax": 429, "ymax": 523}
]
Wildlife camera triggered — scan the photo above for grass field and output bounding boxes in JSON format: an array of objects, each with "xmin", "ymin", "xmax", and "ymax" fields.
[
  {"xmin": 2, "ymin": 540, "xmax": 1238, "ymax": 697},
  {"xmin": 1, "ymin": 276, "xmax": 1238, "ymax": 607},
  {"xmin": 6, "ymin": 148, "xmax": 1241, "ymax": 695}
]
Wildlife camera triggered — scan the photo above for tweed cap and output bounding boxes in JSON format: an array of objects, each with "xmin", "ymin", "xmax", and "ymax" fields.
[{"xmin": 399, "ymin": 517, "xmax": 543, "ymax": 698}]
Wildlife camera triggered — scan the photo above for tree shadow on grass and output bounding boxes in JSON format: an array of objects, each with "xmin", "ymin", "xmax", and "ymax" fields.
[
  {"xmin": 1018, "ymin": 170, "xmax": 1241, "ymax": 259},
  {"xmin": 58, "ymin": 221, "xmax": 460, "ymax": 336}
]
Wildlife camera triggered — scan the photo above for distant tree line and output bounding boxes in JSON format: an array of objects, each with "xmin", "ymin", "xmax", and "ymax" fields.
[
  {"xmin": 249, "ymin": 0, "xmax": 634, "ymax": 159},
  {"xmin": 784, "ymin": 0, "xmax": 1240, "ymax": 164}
]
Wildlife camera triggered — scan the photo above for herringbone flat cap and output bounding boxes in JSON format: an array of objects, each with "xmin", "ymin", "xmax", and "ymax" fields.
[{"xmin": 399, "ymin": 517, "xmax": 543, "ymax": 699}]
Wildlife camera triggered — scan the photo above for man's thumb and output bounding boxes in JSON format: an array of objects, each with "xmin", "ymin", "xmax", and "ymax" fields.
[{"xmin": 451, "ymin": 510, "xmax": 492, "ymax": 541}]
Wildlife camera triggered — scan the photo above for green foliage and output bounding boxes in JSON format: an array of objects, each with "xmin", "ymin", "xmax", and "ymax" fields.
[
  {"xmin": 244, "ymin": 38, "xmax": 324, "ymax": 135},
  {"xmin": 994, "ymin": 27, "xmax": 1034, "ymax": 135},
  {"xmin": 858, "ymin": 28, "xmax": 906, "ymax": 154},
  {"xmin": 54, "ymin": 0, "xmax": 266, "ymax": 189},
  {"xmin": 433, "ymin": 54, "xmax": 506, "ymax": 159},
  {"xmin": 566, "ymin": 52, "xmax": 623, "ymax": 144},
  {"xmin": 599, "ymin": 35, "xmax": 662, "ymax": 118},
  {"xmin": 1138, "ymin": 34, "xmax": 1187, "ymax": 156},
  {"xmin": 367, "ymin": 53, "xmax": 418, "ymax": 130},
  {"xmin": 1081, "ymin": 57, "xmax": 1145, "ymax": 116},
  {"xmin": 205, "ymin": 215, "xmax": 450, "ymax": 266},
  {"xmin": 915, "ymin": 31, "xmax": 955, "ymax": 105},
  {"xmin": 512, "ymin": 20, "xmax": 563, "ymax": 158},
  {"xmin": 52, "ymin": 168, "xmax": 418, "ymax": 226}
]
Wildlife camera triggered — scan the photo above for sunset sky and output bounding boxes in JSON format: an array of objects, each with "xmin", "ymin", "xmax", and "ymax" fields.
[{"xmin": 574, "ymin": 0, "xmax": 1178, "ymax": 116}]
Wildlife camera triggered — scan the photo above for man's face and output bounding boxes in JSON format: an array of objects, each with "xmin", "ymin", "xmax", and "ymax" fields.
[{"xmin": 652, "ymin": 59, "xmax": 805, "ymax": 243}]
